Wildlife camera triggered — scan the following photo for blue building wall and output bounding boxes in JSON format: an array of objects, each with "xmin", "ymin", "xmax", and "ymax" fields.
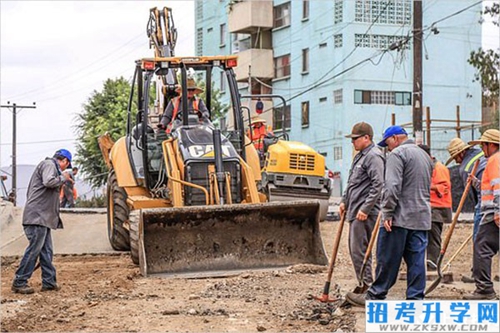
[{"xmin": 195, "ymin": 0, "xmax": 482, "ymax": 190}]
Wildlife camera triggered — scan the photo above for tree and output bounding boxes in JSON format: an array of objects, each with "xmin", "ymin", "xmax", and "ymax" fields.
[
  {"xmin": 198, "ymin": 80, "xmax": 230, "ymax": 127},
  {"xmin": 74, "ymin": 77, "xmax": 133, "ymax": 188},
  {"xmin": 468, "ymin": 3, "xmax": 499, "ymax": 129}
]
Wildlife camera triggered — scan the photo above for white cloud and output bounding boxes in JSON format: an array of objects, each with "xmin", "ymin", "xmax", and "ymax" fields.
[{"xmin": 0, "ymin": 1, "xmax": 194, "ymax": 168}]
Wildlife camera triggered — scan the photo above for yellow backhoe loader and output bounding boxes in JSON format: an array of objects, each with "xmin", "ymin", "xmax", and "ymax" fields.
[{"xmin": 99, "ymin": 55, "xmax": 328, "ymax": 277}]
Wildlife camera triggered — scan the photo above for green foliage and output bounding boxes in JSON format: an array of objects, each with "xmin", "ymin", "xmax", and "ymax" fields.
[
  {"xmin": 198, "ymin": 80, "xmax": 230, "ymax": 126},
  {"xmin": 467, "ymin": 4, "xmax": 499, "ymax": 129},
  {"xmin": 74, "ymin": 77, "xmax": 134, "ymax": 188},
  {"xmin": 468, "ymin": 48, "xmax": 500, "ymax": 101},
  {"xmin": 75, "ymin": 195, "xmax": 107, "ymax": 208}
]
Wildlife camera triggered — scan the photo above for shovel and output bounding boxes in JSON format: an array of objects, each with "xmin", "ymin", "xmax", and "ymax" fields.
[
  {"xmin": 425, "ymin": 160, "xmax": 479, "ymax": 296},
  {"xmin": 351, "ymin": 211, "xmax": 382, "ymax": 294},
  {"xmin": 314, "ymin": 211, "xmax": 346, "ymax": 302},
  {"xmin": 442, "ymin": 232, "xmax": 473, "ymax": 274}
]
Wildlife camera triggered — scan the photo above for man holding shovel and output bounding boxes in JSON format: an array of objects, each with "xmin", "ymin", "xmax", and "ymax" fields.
[
  {"xmin": 446, "ymin": 137, "xmax": 486, "ymax": 283},
  {"xmin": 345, "ymin": 125, "xmax": 433, "ymax": 306},
  {"xmin": 340, "ymin": 122, "xmax": 384, "ymax": 289},
  {"xmin": 463, "ymin": 129, "xmax": 500, "ymax": 300}
]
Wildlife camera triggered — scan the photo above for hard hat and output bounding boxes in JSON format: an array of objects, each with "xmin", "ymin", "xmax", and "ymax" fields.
[
  {"xmin": 251, "ymin": 118, "xmax": 266, "ymax": 125},
  {"xmin": 176, "ymin": 78, "xmax": 203, "ymax": 94}
]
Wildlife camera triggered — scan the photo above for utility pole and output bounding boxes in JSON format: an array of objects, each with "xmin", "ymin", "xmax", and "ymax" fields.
[
  {"xmin": 0, "ymin": 101, "xmax": 37, "ymax": 206},
  {"xmin": 413, "ymin": 0, "xmax": 423, "ymax": 144}
]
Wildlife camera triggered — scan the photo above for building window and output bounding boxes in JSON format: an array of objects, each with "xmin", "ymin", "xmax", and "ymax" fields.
[
  {"xmin": 220, "ymin": 72, "xmax": 226, "ymax": 93},
  {"xmin": 354, "ymin": 90, "xmax": 411, "ymax": 105},
  {"xmin": 302, "ymin": 0, "xmax": 309, "ymax": 20},
  {"xmin": 333, "ymin": 89, "xmax": 343, "ymax": 104},
  {"xmin": 334, "ymin": 34, "xmax": 343, "ymax": 48},
  {"xmin": 219, "ymin": 24, "xmax": 226, "ymax": 46},
  {"xmin": 273, "ymin": 104, "xmax": 291, "ymax": 131},
  {"xmin": 334, "ymin": 146, "xmax": 343, "ymax": 160},
  {"xmin": 354, "ymin": 34, "xmax": 409, "ymax": 50},
  {"xmin": 301, "ymin": 101, "xmax": 309, "ymax": 128},
  {"xmin": 302, "ymin": 48, "xmax": 309, "ymax": 73},
  {"xmin": 274, "ymin": 2, "xmax": 291, "ymax": 28},
  {"xmin": 334, "ymin": 0, "xmax": 343, "ymax": 24},
  {"xmin": 196, "ymin": 28, "xmax": 203, "ymax": 56},
  {"xmin": 319, "ymin": 42, "xmax": 327, "ymax": 48},
  {"xmin": 395, "ymin": 92, "xmax": 412, "ymax": 105},
  {"xmin": 319, "ymin": 97, "xmax": 327, "ymax": 102},
  {"xmin": 196, "ymin": 1, "xmax": 203, "ymax": 21},
  {"xmin": 207, "ymin": 27, "xmax": 213, "ymax": 33},
  {"xmin": 355, "ymin": 0, "xmax": 411, "ymax": 25},
  {"xmin": 274, "ymin": 54, "xmax": 291, "ymax": 79}
]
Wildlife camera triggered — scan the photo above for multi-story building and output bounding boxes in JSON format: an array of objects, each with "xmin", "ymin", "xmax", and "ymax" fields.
[{"xmin": 195, "ymin": 0, "xmax": 482, "ymax": 188}]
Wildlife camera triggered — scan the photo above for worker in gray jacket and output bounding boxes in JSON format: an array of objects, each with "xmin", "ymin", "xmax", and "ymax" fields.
[
  {"xmin": 340, "ymin": 122, "xmax": 384, "ymax": 288},
  {"xmin": 346, "ymin": 125, "xmax": 433, "ymax": 306},
  {"xmin": 11, "ymin": 149, "xmax": 73, "ymax": 294}
]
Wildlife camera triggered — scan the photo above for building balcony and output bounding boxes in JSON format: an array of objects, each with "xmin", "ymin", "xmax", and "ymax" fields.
[
  {"xmin": 228, "ymin": 0, "xmax": 273, "ymax": 34},
  {"xmin": 234, "ymin": 48, "xmax": 274, "ymax": 82}
]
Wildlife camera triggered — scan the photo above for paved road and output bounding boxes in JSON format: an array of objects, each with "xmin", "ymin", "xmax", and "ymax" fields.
[{"xmin": 1, "ymin": 209, "xmax": 116, "ymax": 256}]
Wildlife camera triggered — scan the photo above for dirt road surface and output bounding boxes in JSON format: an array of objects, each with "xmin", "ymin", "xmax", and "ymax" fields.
[{"xmin": 1, "ymin": 211, "xmax": 498, "ymax": 332}]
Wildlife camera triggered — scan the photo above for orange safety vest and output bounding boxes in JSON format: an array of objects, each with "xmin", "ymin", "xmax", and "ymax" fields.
[
  {"xmin": 430, "ymin": 161, "xmax": 452, "ymax": 208},
  {"xmin": 480, "ymin": 151, "xmax": 500, "ymax": 217},
  {"xmin": 249, "ymin": 125, "xmax": 268, "ymax": 151},
  {"xmin": 166, "ymin": 97, "xmax": 199, "ymax": 133},
  {"xmin": 171, "ymin": 97, "xmax": 199, "ymax": 121}
]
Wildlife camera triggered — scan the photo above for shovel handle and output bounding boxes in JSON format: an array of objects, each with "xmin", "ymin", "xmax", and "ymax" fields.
[
  {"xmin": 325, "ymin": 211, "xmax": 346, "ymax": 282},
  {"xmin": 440, "ymin": 160, "xmax": 479, "ymax": 256}
]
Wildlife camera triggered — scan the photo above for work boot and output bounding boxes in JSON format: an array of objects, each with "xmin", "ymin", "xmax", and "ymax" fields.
[
  {"xmin": 11, "ymin": 285, "xmax": 35, "ymax": 295},
  {"xmin": 41, "ymin": 284, "xmax": 61, "ymax": 292},
  {"xmin": 345, "ymin": 292, "xmax": 366, "ymax": 307},
  {"xmin": 461, "ymin": 275, "xmax": 475, "ymax": 283},
  {"xmin": 463, "ymin": 291, "xmax": 497, "ymax": 300}
]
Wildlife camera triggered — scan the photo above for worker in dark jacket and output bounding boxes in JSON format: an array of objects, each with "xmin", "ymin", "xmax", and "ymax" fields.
[
  {"xmin": 446, "ymin": 137, "xmax": 487, "ymax": 283},
  {"xmin": 11, "ymin": 149, "xmax": 73, "ymax": 294},
  {"xmin": 158, "ymin": 78, "xmax": 209, "ymax": 131},
  {"xmin": 346, "ymin": 125, "xmax": 433, "ymax": 306},
  {"xmin": 340, "ymin": 122, "xmax": 384, "ymax": 288}
]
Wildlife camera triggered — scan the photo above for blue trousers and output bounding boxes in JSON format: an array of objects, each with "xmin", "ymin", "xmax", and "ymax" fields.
[
  {"xmin": 13, "ymin": 225, "xmax": 57, "ymax": 288},
  {"xmin": 367, "ymin": 226, "xmax": 428, "ymax": 300},
  {"xmin": 473, "ymin": 204, "xmax": 482, "ymax": 242}
]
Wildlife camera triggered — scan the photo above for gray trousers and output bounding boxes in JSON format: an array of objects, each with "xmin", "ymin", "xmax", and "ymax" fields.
[
  {"xmin": 426, "ymin": 222, "xmax": 443, "ymax": 270},
  {"xmin": 472, "ymin": 221, "xmax": 499, "ymax": 294},
  {"xmin": 348, "ymin": 214, "xmax": 377, "ymax": 285}
]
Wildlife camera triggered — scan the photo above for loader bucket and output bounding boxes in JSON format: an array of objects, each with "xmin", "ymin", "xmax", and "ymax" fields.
[{"xmin": 137, "ymin": 200, "xmax": 328, "ymax": 277}]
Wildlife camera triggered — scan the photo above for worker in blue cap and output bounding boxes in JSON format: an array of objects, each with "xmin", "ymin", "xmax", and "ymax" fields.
[
  {"xmin": 11, "ymin": 149, "xmax": 73, "ymax": 294},
  {"xmin": 346, "ymin": 125, "xmax": 433, "ymax": 306}
]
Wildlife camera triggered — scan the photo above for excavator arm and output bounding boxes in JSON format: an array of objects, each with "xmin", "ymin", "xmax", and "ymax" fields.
[{"xmin": 147, "ymin": 7, "xmax": 178, "ymax": 123}]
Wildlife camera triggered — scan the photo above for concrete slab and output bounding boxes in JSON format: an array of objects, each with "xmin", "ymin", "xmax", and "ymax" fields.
[{"xmin": 1, "ymin": 211, "xmax": 115, "ymax": 256}]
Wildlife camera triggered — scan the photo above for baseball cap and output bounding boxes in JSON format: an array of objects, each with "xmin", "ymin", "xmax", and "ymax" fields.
[
  {"xmin": 345, "ymin": 122, "xmax": 374, "ymax": 139},
  {"xmin": 378, "ymin": 125, "xmax": 408, "ymax": 147},
  {"xmin": 54, "ymin": 149, "xmax": 72, "ymax": 168}
]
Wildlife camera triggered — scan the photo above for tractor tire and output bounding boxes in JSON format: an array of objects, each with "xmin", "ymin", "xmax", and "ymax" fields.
[
  {"xmin": 129, "ymin": 210, "xmax": 140, "ymax": 265},
  {"xmin": 106, "ymin": 170, "xmax": 130, "ymax": 251}
]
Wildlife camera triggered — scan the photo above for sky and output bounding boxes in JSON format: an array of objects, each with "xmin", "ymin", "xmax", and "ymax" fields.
[
  {"xmin": 0, "ymin": 0, "xmax": 195, "ymax": 170},
  {"xmin": 0, "ymin": 0, "xmax": 499, "ymax": 172}
]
